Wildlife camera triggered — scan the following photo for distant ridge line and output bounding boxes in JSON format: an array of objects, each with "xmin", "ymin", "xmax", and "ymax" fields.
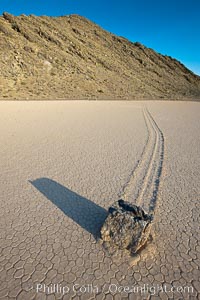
[{"xmin": 0, "ymin": 12, "xmax": 200, "ymax": 100}]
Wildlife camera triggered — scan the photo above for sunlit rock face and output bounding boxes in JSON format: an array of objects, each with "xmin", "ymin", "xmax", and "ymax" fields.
[{"xmin": 101, "ymin": 199, "xmax": 153, "ymax": 255}]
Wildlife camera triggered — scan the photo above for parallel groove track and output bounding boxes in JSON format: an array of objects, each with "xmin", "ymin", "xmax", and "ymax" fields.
[{"xmin": 120, "ymin": 107, "xmax": 164, "ymax": 215}]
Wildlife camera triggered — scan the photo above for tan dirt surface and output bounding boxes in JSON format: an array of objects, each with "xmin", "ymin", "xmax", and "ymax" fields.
[
  {"xmin": 0, "ymin": 13, "xmax": 200, "ymax": 100},
  {"xmin": 0, "ymin": 101, "xmax": 199, "ymax": 299}
]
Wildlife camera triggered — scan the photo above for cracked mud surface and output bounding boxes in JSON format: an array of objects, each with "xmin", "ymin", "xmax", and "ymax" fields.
[{"xmin": 0, "ymin": 101, "xmax": 199, "ymax": 299}]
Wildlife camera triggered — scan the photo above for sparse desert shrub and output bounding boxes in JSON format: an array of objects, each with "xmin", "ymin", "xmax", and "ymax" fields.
[
  {"xmin": 72, "ymin": 28, "xmax": 81, "ymax": 35},
  {"xmin": 23, "ymin": 46, "xmax": 34, "ymax": 53},
  {"xmin": 134, "ymin": 42, "xmax": 145, "ymax": 49}
]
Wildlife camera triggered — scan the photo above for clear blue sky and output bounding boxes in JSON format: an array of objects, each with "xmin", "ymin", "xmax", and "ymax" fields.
[{"xmin": 1, "ymin": 0, "xmax": 200, "ymax": 75}]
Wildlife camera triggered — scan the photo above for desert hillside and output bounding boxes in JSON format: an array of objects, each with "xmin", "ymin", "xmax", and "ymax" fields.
[{"xmin": 0, "ymin": 12, "xmax": 200, "ymax": 100}]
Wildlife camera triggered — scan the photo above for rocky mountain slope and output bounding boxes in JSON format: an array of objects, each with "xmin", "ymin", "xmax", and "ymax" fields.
[{"xmin": 0, "ymin": 12, "xmax": 200, "ymax": 100}]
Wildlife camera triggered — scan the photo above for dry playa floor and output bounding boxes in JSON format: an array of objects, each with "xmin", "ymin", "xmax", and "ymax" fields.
[{"xmin": 0, "ymin": 101, "xmax": 199, "ymax": 300}]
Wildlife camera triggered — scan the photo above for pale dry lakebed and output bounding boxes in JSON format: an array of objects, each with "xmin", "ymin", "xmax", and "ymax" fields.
[{"xmin": 0, "ymin": 101, "xmax": 199, "ymax": 299}]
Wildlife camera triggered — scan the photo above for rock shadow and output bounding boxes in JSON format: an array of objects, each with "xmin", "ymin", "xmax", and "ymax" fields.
[{"xmin": 29, "ymin": 178, "xmax": 108, "ymax": 239}]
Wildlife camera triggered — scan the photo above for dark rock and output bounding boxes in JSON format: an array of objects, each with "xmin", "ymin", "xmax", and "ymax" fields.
[{"xmin": 101, "ymin": 199, "xmax": 153, "ymax": 255}]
